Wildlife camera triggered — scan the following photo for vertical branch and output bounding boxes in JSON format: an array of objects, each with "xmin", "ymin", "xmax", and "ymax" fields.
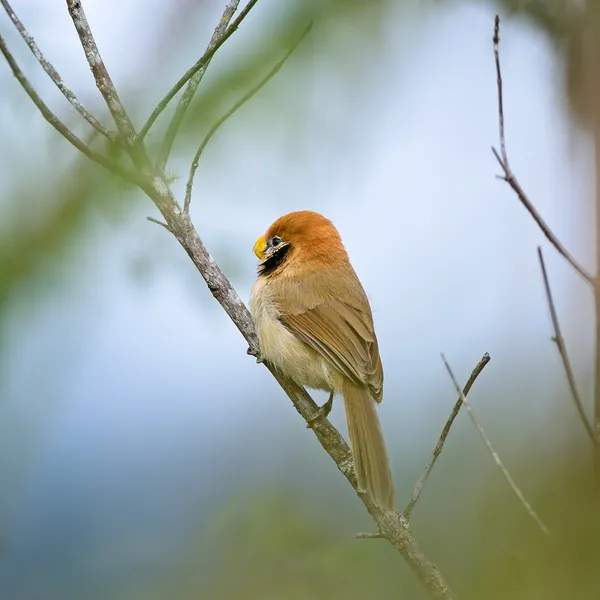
[{"xmin": 491, "ymin": 16, "xmax": 593, "ymax": 286}]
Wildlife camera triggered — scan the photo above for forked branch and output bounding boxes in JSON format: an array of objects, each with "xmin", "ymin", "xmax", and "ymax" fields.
[
  {"xmin": 491, "ymin": 15, "xmax": 593, "ymax": 286},
  {"xmin": 0, "ymin": 34, "xmax": 138, "ymax": 183}
]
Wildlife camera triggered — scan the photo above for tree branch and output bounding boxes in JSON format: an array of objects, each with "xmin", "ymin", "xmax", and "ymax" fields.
[
  {"xmin": 491, "ymin": 14, "xmax": 594, "ymax": 286},
  {"xmin": 1, "ymin": 0, "xmax": 116, "ymax": 141},
  {"xmin": 65, "ymin": 0, "xmax": 137, "ymax": 141},
  {"xmin": 183, "ymin": 21, "xmax": 311, "ymax": 213},
  {"xmin": 537, "ymin": 246, "xmax": 597, "ymax": 444},
  {"xmin": 155, "ymin": 0, "xmax": 241, "ymax": 171},
  {"xmin": 0, "ymin": 33, "xmax": 139, "ymax": 184},
  {"xmin": 441, "ymin": 353, "xmax": 552, "ymax": 539},
  {"xmin": 404, "ymin": 352, "xmax": 491, "ymax": 520},
  {"xmin": 137, "ymin": 0, "xmax": 259, "ymax": 143}
]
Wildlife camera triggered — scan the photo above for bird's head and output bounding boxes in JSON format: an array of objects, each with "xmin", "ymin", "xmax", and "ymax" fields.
[{"xmin": 253, "ymin": 210, "xmax": 347, "ymax": 276}]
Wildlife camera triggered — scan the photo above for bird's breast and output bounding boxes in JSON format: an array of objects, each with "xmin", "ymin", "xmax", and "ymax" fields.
[{"xmin": 250, "ymin": 277, "xmax": 337, "ymax": 392}]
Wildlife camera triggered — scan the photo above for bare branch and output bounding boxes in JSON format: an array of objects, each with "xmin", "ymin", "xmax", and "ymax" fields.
[
  {"xmin": 1, "ymin": 0, "xmax": 116, "ymax": 141},
  {"xmin": 404, "ymin": 352, "xmax": 491, "ymax": 520},
  {"xmin": 156, "ymin": 0, "xmax": 241, "ymax": 171},
  {"xmin": 441, "ymin": 353, "xmax": 552, "ymax": 538},
  {"xmin": 183, "ymin": 21, "xmax": 312, "ymax": 213},
  {"xmin": 537, "ymin": 247, "xmax": 597, "ymax": 444},
  {"xmin": 491, "ymin": 15, "xmax": 593, "ymax": 286},
  {"xmin": 66, "ymin": 0, "xmax": 137, "ymax": 141},
  {"xmin": 137, "ymin": 0, "xmax": 259, "ymax": 143},
  {"xmin": 0, "ymin": 34, "xmax": 139, "ymax": 184}
]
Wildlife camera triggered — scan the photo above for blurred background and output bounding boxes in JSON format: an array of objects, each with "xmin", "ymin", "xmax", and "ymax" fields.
[{"xmin": 1, "ymin": 0, "xmax": 599, "ymax": 598}]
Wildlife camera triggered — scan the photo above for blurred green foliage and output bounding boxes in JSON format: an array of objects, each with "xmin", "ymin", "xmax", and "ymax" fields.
[{"xmin": 156, "ymin": 446, "xmax": 600, "ymax": 600}]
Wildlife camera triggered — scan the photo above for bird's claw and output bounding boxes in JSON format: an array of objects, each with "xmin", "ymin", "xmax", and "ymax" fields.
[
  {"xmin": 246, "ymin": 345, "xmax": 263, "ymax": 364},
  {"xmin": 306, "ymin": 391, "xmax": 334, "ymax": 429}
]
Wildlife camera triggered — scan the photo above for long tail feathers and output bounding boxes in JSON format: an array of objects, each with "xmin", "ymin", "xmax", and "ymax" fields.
[{"xmin": 342, "ymin": 381, "xmax": 395, "ymax": 510}]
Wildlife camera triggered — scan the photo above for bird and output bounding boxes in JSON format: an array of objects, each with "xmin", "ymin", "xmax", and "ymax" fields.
[{"xmin": 249, "ymin": 210, "xmax": 395, "ymax": 510}]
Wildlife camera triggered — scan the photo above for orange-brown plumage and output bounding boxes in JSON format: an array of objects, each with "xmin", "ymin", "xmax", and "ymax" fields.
[{"xmin": 250, "ymin": 210, "xmax": 395, "ymax": 510}]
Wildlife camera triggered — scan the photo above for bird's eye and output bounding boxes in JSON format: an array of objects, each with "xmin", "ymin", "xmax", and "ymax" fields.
[{"xmin": 271, "ymin": 236, "xmax": 282, "ymax": 247}]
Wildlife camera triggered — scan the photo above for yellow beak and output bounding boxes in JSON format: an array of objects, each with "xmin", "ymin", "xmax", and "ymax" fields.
[{"xmin": 253, "ymin": 235, "xmax": 267, "ymax": 259}]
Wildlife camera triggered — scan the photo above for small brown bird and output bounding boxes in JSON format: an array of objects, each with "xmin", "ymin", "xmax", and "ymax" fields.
[{"xmin": 250, "ymin": 210, "xmax": 395, "ymax": 510}]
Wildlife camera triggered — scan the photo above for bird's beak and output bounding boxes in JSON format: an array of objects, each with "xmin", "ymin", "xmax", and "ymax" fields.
[{"xmin": 253, "ymin": 235, "xmax": 267, "ymax": 260}]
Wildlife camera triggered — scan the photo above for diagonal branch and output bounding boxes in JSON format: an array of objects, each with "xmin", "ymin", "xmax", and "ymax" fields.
[
  {"xmin": 404, "ymin": 352, "xmax": 491, "ymax": 520},
  {"xmin": 137, "ymin": 0, "xmax": 259, "ymax": 143},
  {"xmin": 491, "ymin": 15, "xmax": 594, "ymax": 286},
  {"xmin": 537, "ymin": 246, "xmax": 597, "ymax": 444},
  {"xmin": 183, "ymin": 21, "xmax": 311, "ymax": 213},
  {"xmin": 441, "ymin": 353, "xmax": 552, "ymax": 539},
  {"xmin": 155, "ymin": 0, "xmax": 241, "ymax": 171},
  {"xmin": 0, "ymin": 34, "xmax": 139, "ymax": 184},
  {"xmin": 66, "ymin": 0, "xmax": 137, "ymax": 141},
  {"xmin": 1, "ymin": 0, "xmax": 116, "ymax": 141}
]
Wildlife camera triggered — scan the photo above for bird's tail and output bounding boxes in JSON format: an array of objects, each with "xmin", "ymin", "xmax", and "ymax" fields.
[{"xmin": 342, "ymin": 380, "xmax": 395, "ymax": 510}]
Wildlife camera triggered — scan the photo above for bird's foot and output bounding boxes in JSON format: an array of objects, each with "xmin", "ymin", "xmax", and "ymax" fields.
[
  {"xmin": 246, "ymin": 345, "xmax": 263, "ymax": 364},
  {"xmin": 306, "ymin": 391, "xmax": 334, "ymax": 428}
]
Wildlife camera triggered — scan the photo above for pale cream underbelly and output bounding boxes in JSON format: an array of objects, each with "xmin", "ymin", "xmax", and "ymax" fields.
[{"xmin": 250, "ymin": 282, "xmax": 342, "ymax": 393}]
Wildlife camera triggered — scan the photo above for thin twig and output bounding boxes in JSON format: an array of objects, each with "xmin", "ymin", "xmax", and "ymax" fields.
[
  {"xmin": 441, "ymin": 353, "xmax": 552, "ymax": 538},
  {"xmin": 137, "ymin": 0, "xmax": 259, "ymax": 142},
  {"xmin": 0, "ymin": 34, "xmax": 139, "ymax": 184},
  {"xmin": 66, "ymin": 0, "xmax": 137, "ymax": 141},
  {"xmin": 491, "ymin": 14, "xmax": 593, "ymax": 286},
  {"xmin": 404, "ymin": 352, "xmax": 491, "ymax": 520},
  {"xmin": 155, "ymin": 0, "xmax": 241, "ymax": 171},
  {"xmin": 146, "ymin": 216, "xmax": 171, "ymax": 231},
  {"xmin": 537, "ymin": 246, "xmax": 597, "ymax": 444},
  {"xmin": 1, "ymin": 0, "xmax": 116, "ymax": 141},
  {"xmin": 183, "ymin": 21, "xmax": 311, "ymax": 213},
  {"xmin": 355, "ymin": 532, "xmax": 385, "ymax": 539}
]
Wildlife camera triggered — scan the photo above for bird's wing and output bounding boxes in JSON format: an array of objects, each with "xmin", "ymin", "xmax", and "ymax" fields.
[{"xmin": 277, "ymin": 279, "xmax": 383, "ymax": 402}]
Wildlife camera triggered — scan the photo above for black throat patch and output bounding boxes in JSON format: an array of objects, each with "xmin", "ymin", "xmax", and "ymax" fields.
[{"xmin": 258, "ymin": 244, "xmax": 291, "ymax": 277}]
